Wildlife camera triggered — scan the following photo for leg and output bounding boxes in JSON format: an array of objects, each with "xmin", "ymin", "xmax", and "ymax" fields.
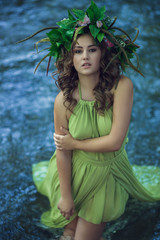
[
  {"xmin": 63, "ymin": 217, "xmax": 78, "ymax": 237},
  {"xmin": 74, "ymin": 217, "xmax": 106, "ymax": 240}
]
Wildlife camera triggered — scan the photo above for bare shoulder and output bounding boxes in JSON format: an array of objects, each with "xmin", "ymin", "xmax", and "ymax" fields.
[
  {"xmin": 54, "ymin": 91, "xmax": 67, "ymax": 115},
  {"xmin": 54, "ymin": 91, "xmax": 68, "ymax": 111},
  {"xmin": 118, "ymin": 75, "xmax": 133, "ymax": 89},
  {"xmin": 54, "ymin": 91, "xmax": 72, "ymax": 122},
  {"xmin": 55, "ymin": 91, "xmax": 64, "ymax": 106},
  {"xmin": 113, "ymin": 75, "xmax": 133, "ymax": 95},
  {"xmin": 54, "ymin": 91, "xmax": 69, "ymax": 132}
]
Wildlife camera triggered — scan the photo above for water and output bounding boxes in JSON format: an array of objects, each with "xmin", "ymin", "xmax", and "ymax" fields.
[{"xmin": 0, "ymin": 0, "xmax": 160, "ymax": 239}]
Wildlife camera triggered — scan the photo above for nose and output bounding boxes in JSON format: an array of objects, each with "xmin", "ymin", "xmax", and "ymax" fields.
[{"xmin": 82, "ymin": 50, "xmax": 89, "ymax": 60}]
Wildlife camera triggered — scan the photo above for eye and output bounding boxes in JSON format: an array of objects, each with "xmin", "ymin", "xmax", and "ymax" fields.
[
  {"xmin": 89, "ymin": 48, "xmax": 97, "ymax": 52},
  {"xmin": 74, "ymin": 49, "xmax": 82, "ymax": 54}
]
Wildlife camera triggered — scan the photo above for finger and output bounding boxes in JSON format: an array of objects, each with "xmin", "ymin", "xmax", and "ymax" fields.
[
  {"xmin": 56, "ymin": 147, "xmax": 63, "ymax": 150},
  {"xmin": 54, "ymin": 133, "xmax": 63, "ymax": 139},
  {"xmin": 61, "ymin": 212, "xmax": 65, "ymax": 217},
  {"xmin": 64, "ymin": 213, "xmax": 71, "ymax": 220},
  {"xmin": 57, "ymin": 205, "xmax": 62, "ymax": 211},
  {"xmin": 70, "ymin": 208, "xmax": 74, "ymax": 216},
  {"xmin": 54, "ymin": 140, "xmax": 63, "ymax": 149},
  {"xmin": 53, "ymin": 133, "xmax": 56, "ymax": 139},
  {"xmin": 54, "ymin": 133, "xmax": 60, "ymax": 140},
  {"xmin": 60, "ymin": 211, "xmax": 70, "ymax": 220},
  {"xmin": 54, "ymin": 140, "xmax": 62, "ymax": 147},
  {"xmin": 54, "ymin": 139, "xmax": 60, "ymax": 145},
  {"xmin": 55, "ymin": 144, "xmax": 62, "ymax": 149},
  {"xmin": 54, "ymin": 136, "xmax": 57, "ymax": 142},
  {"xmin": 56, "ymin": 144, "xmax": 63, "ymax": 150}
]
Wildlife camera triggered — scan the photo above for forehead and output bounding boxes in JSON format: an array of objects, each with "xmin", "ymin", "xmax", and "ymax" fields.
[{"xmin": 75, "ymin": 34, "xmax": 96, "ymax": 47}]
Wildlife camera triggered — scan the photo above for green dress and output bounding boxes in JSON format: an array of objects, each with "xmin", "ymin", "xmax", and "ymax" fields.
[{"xmin": 32, "ymin": 83, "xmax": 160, "ymax": 228}]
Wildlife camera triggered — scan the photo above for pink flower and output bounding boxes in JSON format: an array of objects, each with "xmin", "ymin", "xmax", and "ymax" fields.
[
  {"xmin": 78, "ymin": 15, "xmax": 90, "ymax": 26},
  {"xmin": 96, "ymin": 21, "xmax": 103, "ymax": 28},
  {"xmin": 105, "ymin": 39, "xmax": 114, "ymax": 48}
]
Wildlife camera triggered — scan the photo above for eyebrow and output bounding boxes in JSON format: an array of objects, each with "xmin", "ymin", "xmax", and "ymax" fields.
[{"xmin": 74, "ymin": 44, "xmax": 97, "ymax": 49}]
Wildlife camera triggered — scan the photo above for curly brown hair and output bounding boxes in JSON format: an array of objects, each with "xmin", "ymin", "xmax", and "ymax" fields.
[{"xmin": 53, "ymin": 30, "xmax": 121, "ymax": 115}]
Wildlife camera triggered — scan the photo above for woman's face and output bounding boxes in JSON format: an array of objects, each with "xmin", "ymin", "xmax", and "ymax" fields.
[{"xmin": 73, "ymin": 34, "xmax": 102, "ymax": 77}]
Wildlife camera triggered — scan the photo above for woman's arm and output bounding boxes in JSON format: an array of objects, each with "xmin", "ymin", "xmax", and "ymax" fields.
[
  {"xmin": 54, "ymin": 92, "xmax": 74, "ymax": 220},
  {"xmin": 54, "ymin": 76, "xmax": 133, "ymax": 152}
]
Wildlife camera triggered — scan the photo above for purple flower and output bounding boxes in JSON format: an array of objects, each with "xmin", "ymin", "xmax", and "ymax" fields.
[
  {"xmin": 78, "ymin": 15, "xmax": 90, "ymax": 26},
  {"xmin": 105, "ymin": 39, "xmax": 114, "ymax": 48}
]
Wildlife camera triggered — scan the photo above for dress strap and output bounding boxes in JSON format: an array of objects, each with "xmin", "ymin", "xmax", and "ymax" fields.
[{"xmin": 78, "ymin": 81, "xmax": 82, "ymax": 100}]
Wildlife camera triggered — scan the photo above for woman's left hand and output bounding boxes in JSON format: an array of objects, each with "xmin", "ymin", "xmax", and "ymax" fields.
[{"xmin": 54, "ymin": 127, "xmax": 75, "ymax": 150}]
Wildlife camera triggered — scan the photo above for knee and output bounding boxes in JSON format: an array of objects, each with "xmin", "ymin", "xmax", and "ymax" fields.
[
  {"xmin": 64, "ymin": 226, "xmax": 75, "ymax": 237},
  {"xmin": 63, "ymin": 217, "xmax": 78, "ymax": 237},
  {"xmin": 74, "ymin": 218, "xmax": 105, "ymax": 240}
]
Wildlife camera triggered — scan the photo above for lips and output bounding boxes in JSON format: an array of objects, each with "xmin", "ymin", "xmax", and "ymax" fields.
[{"xmin": 82, "ymin": 62, "xmax": 91, "ymax": 67}]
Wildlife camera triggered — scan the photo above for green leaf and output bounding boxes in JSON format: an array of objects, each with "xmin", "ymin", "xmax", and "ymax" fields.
[
  {"xmin": 126, "ymin": 44, "xmax": 137, "ymax": 52},
  {"xmin": 64, "ymin": 40, "xmax": 72, "ymax": 51},
  {"xmin": 126, "ymin": 51, "xmax": 134, "ymax": 59},
  {"xmin": 58, "ymin": 27, "xmax": 67, "ymax": 35},
  {"xmin": 86, "ymin": 1, "xmax": 98, "ymax": 22},
  {"xmin": 72, "ymin": 8, "xmax": 85, "ymax": 21},
  {"xmin": 46, "ymin": 29, "xmax": 61, "ymax": 41},
  {"xmin": 57, "ymin": 19, "xmax": 76, "ymax": 29},
  {"xmin": 90, "ymin": 0, "xmax": 99, "ymax": 13},
  {"xmin": 99, "ymin": 6, "xmax": 106, "ymax": 20},
  {"xmin": 97, "ymin": 32, "xmax": 105, "ymax": 42},
  {"xmin": 102, "ymin": 21, "xmax": 108, "ymax": 30},
  {"xmin": 89, "ymin": 24, "xmax": 100, "ymax": 38},
  {"xmin": 68, "ymin": 10, "xmax": 76, "ymax": 21},
  {"xmin": 65, "ymin": 29, "xmax": 75, "ymax": 40},
  {"xmin": 56, "ymin": 42, "xmax": 62, "ymax": 48},
  {"xmin": 86, "ymin": 0, "xmax": 105, "ymax": 22},
  {"xmin": 104, "ymin": 16, "xmax": 112, "ymax": 26},
  {"xmin": 86, "ymin": 8, "xmax": 95, "ymax": 22},
  {"xmin": 49, "ymin": 44, "xmax": 60, "ymax": 57}
]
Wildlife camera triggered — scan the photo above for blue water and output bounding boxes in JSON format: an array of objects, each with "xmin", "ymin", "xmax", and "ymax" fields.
[{"xmin": 0, "ymin": 0, "xmax": 160, "ymax": 239}]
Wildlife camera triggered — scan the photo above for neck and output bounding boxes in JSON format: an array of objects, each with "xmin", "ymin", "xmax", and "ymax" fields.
[{"xmin": 78, "ymin": 72, "xmax": 100, "ymax": 91}]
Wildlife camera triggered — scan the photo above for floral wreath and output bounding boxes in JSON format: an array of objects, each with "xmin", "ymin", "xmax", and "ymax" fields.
[{"xmin": 17, "ymin": 0, "xmax": 143, "ymax": 76}]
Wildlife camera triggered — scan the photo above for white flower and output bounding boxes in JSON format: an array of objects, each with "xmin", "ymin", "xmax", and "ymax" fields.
[{"xmin": 96, "ymin": 21, "xmax": 103, "ymax": 28}]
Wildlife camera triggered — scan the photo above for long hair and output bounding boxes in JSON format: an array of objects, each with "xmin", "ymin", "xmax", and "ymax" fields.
[{"xmin": 53, "ymin": 30, "xmax": 121, "ymax": 115}]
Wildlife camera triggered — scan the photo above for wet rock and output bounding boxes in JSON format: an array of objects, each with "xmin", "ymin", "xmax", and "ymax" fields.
[
  {"xmin": 104, "ymin": 199, "xmax": 160, "ymax": 239},
  {"xmin": 0, "ymin": 128, "xmax": 13, "ymax": 161}
]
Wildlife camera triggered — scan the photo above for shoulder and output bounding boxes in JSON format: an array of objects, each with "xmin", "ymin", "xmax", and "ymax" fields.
[
  {"xmin": 54, "ymin": 92, "xmax": 67, "ymax": 123},
  {"xmin": 119, "ymin": 75, "xmax": 133, "ymax": 87},
  {"xmin": 112, "ymin": 75, "xmax": 133, "ymax": 106},
  {"xmin": 54, "ymin": 92, "xmax": 69, "ymax": 132},
  {"xmin": 54, "ymin": 91, "xmax": 72, "ymax": 121},
  {"xmin": 54, "ymin": 91, "xmax": 66, "ymax": 112},
  {"xmin": 55, "ymin": 91, "xmax": 64, "ymax": 104},
  {"xmin": 113, "ymin": 75, "xmax": 133, "ymax": 95}
]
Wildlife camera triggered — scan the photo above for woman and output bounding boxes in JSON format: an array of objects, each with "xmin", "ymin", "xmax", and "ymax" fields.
[
  {"xmin": 52, "ymin": 31, "xmax": 134, "ymax": 240},
  {"xmin": 29, "ymin": 2, "xmax": 160, "ymax": 240}
]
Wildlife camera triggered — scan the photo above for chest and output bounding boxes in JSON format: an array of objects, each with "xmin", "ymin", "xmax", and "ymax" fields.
[{"xmin": 68, "ymin": 103, "xmax": 112, "ymax": 139}]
